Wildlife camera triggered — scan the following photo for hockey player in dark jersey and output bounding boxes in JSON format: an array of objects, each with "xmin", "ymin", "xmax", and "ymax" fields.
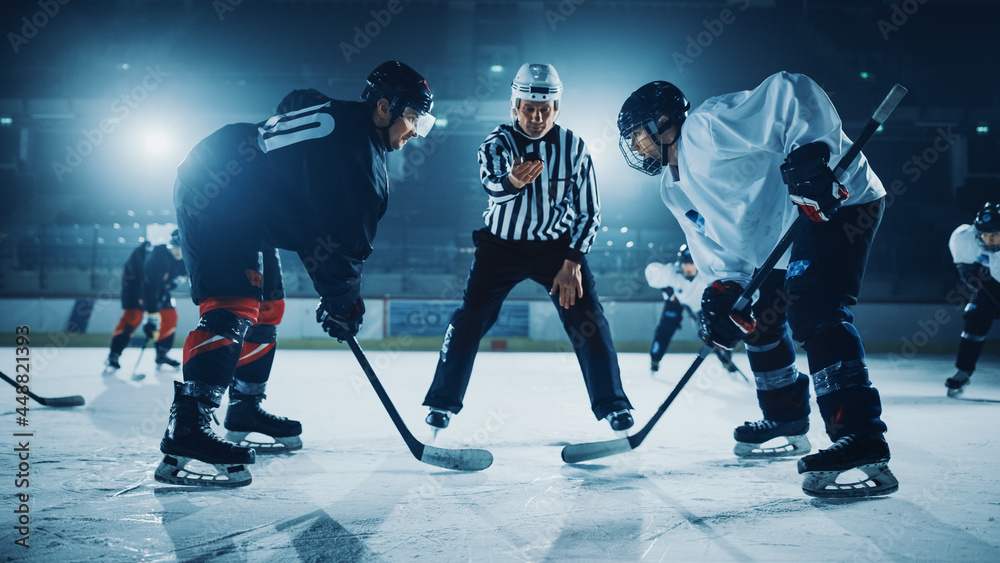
[
  {"xmin": 154, "ymin": 61, "xmax": 435, "ymax": 487},
  {"xmin": 104, "ymin": 230, "xmax": 186, "ymax": 375}
]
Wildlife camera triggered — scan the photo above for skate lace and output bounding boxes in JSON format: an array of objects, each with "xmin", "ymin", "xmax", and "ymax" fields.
[
  {"xmin": 250, "ymin": 394, "xmax": 290, "ymax": 423},
  {"xmin": 196, "ymin": 407, "xmax": 239, "ymax": 446},
  {"xmin": 821, "ymin": 435, "xmax": 856, "ymax": 459},
  {"xmin": 746, "ymin": 419, "xmax": 779, "ymax": 432}
]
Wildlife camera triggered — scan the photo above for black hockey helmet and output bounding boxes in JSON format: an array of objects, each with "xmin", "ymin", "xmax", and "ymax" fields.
[
  {"xmin": 974, "ymin": 201, "xmax": 1000, "ymax": 251},
  {"xmin": 618, "ymin": 81, "xmax": 690, "ymax": 176},
  {"xmin": 361, "ymin": 61, "xmax": 435, "ymax": 133},
  {"xmin": 677, "ymin": 244, "xmax": 694, "ymax": 265}
]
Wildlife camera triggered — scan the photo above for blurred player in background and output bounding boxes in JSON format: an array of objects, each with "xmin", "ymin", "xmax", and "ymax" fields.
[
  {"xmin": 645, "ymin": 244, "xmax": 741, "ymax": 376},
  {"xmin": 104, "ymin": 229, "xmax": 186, "ymax": 375},
  {"xmin": 945, "ymin": 202, "xmax": 1000, "ymax": 397}
]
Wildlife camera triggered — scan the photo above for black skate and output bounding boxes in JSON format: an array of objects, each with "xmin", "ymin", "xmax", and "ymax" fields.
[
  {"xmin": 797, "ymin": 433, "xmax": 898, "ymax": 498},
  {"xmin": 605, "ymin": 410, "xmax": 634, "ymax": 432},
  {"xmin": 155, "ymin": 352, "xmax": 181, "ymax": 372},
  {"xmin": 155, "ymin": 381, "xmax": 255, "ymax": 487},
  {"xmin": 103, "ymin": 353, "xmax": 121, "ymax": 376},
  {"xmin": 650, "ymin": 360, "xmax": 660, "ymax": 373},
  {"xmin": 224, "ymin": 388, "xmax": 302, "ymax": 454},
  {"xmin": 734, "ymin": 418, "xmax": 810, "ymax": 458},
  {"xmin": 945, "ymin": 370, "xmax": 972, "ymax": 398}
]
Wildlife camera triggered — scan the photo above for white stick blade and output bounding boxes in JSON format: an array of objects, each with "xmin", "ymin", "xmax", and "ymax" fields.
[
  {"xmin": 420, "ymin": 445, "xmax": 493, "ymax": 471},
  {"xmin": 561, "ymin": 437, "xmax": 633, "ymax": 463}
]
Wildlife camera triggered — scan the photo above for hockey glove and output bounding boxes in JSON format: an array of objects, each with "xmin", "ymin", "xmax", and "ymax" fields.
[
  {"xmin": 700, "ymin": 281, "xmax": 745, "ymax": 350},
  {"xmin": 143, "ymin": 312, "xmax": 161, "ymax": 340},
  {"xmin": 780, "ymin": 142, "xmax": 849, "ymax": 223},
  {"xmin": 317, "ymin": 296, "xmax": 365, "ymax": 342},
  {"xmin": 956, "ymin": 263, "xmax": 989, "ymax": 289}
]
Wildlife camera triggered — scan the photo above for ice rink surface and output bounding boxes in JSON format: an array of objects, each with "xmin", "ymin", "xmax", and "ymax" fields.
[{"xmin": 1, "ymin": 346, "xmax": 998, "ymax": 562}]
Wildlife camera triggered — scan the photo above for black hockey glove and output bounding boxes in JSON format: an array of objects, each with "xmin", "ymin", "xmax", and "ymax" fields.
[
  {"xmin": 143, "ymin": 312, "xmax": 161, "ymax": 340},
  {"xmin": 780, "ymin": 142, "xmax": 849, "ymax": 223},
  {"xmin": 700, "ymin": 281, "xmax": 745, "ymax": 350},
  {"xmin": 316, "ymin": 296, "xmax": 365, "ymax": 342},
  {"xmin": 956, "ymin": 263, "xmax": 989, "ymax": 289}
]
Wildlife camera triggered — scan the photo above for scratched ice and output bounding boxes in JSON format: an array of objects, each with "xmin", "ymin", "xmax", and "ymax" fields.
[{"xmin": 1, "ymin": 347, "xmax": 997, "ymax": 561}]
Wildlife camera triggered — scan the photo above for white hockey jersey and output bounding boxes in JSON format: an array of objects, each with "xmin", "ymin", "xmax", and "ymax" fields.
[
  {"xmin": 644, "ymin": 262, "xmax": 707, "ymax": 313},
  {"xmin": 949, "ymin": 224, "xmax": 1000, "ymax": 281},
  {"xmin": 660, "ymin": 72, "xmax": 887, "ymax": 285}
]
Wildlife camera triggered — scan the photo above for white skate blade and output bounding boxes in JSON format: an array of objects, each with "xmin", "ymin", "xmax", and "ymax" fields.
[
  {"xmin": 225, "ymin": 431, "xmax": 302, "ymax": 454},
  {"xmin": 801, "ymin": 461, "xmax": 898, "ymax": 499},
  {"xmin": 947, "ymin": 386, "xmax": 967, "ymax": 398},
  {"xmin": 734, "ymin": 434, "xmax": 811, "ymax": 458},
  {"xmin": 154, "ymin": 455, "xmax": 252, "ymax": 487},
  {"xmin": 102, "ymin": 366, "xmax": 119, "ymax": 377}
]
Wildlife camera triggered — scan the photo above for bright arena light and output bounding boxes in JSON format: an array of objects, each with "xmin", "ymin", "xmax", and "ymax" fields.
[{"xmin": 144, "ymin": 131, "xmax": 173, "ymax": 155}]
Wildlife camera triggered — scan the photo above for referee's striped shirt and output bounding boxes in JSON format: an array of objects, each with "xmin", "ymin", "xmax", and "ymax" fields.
[{"xmin": 478, "ymin": 123, "xmax": 600, "ymax": 262}]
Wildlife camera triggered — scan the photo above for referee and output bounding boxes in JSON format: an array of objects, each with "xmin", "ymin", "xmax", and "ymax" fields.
[{"xmin": 422, "ymin": 63, "xmax": 634, "ymax": 433}]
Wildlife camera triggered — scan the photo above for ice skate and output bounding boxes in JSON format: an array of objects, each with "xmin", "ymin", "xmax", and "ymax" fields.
[
  {"xmin": 224, "ymin": 387, "xmax": 302, "ymax": 454},
  {"xmin": 103, "ymin": 354, "xmax": 121, "ymax": 376},
  {"xmin": 155, "ymin": 352, "xmax": 181, "ymax": 372},
  {"xmin": 650, "ymin": 360, "xmax": 660, "ymax": 373},
  {"xmin": 425, "ymin": 407, "xmax": 452, "ymax": 440},
  {"xmin": 155, "ymin": 381, "xmax": 255, "ymax": 487},
  {"xmin": 945, "ymin": 370, "xmax": 972, "ymax": 398},
  {"xmin": 734, "ymin": 417, "xmax": 810, "ymax": 458},
  {"xmin": 798, "ymin": 433, "xmax": 898, "ymax": 498},
  {"xmin": 605, "ymin": 409, "xmax": 634, "ymax": 432}
]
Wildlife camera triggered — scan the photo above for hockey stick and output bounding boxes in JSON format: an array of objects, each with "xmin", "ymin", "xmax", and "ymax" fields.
[
  {"xmin": 0, "ymin": 370, "xmax": 85, "ymax": 407},
  {"xmin": 130, "ymin": 337, "xmax": 150, "ymax": 381},
  {"xmin": 345, "ymin": 336, "xmax": 493, "ymax": 471},
  {"xmin": 561, "ymin": 344, "xmax": 713, "ymax": 463},
  {"xmin": 729, "ymin": 83, "xmax": 909, "ymax": 328}
]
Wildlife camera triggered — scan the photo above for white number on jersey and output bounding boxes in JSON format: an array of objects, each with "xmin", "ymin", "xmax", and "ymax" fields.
[{"xmin": 258, "ymin": 102, "xmax": 335, "ymax": 153}]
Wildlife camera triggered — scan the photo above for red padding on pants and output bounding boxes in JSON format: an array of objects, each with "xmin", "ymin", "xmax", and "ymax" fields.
[{"xmin": 258, "ymin": 299, "xmax": 285, "ymax": 326}]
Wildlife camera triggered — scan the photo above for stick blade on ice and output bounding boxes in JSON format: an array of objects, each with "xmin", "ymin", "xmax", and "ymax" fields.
[
  {"xmin": 37, "ymin": 395, "xmax": 86, "ymax": 407},
  {"xmin": 420, "ymin": 445, "xmax": 493, "ymax": 471},
  {"xmin": 561, "ymin": 437, "xmax": 633, "ymax": 463}
]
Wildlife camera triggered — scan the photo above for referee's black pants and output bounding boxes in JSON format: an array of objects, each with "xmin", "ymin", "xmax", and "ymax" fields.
[{"xmin": 423, "ymin": 230, "xmax": 632, "ymax": 420}]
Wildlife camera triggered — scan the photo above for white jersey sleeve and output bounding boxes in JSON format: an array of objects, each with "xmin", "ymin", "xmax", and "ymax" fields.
[{"xmin": 660, "ymin": 72, "xmax": 886, "ymax": 285}]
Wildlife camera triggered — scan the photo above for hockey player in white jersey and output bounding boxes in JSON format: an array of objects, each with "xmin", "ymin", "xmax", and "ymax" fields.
[
  {"xmin": 945, "ymin": 202, "xmax": 1000, "ymax": 397},
  {"xmin": 617, "ymin": 73, "xmax": 897, "ymax": 498},
  {"xmin": 645, "ymin": 244, "xmax": 740, "ymax": 375}
]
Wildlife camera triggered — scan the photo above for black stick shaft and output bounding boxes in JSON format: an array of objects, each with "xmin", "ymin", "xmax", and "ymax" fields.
[{"xmin": 628, "ymin": 344, "xmax": 713, "ymax": 448}]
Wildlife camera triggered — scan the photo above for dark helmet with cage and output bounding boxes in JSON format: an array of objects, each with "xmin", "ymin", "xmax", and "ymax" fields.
[
  {"xmin": 677, "ymin": 244, "xmax": 694, "ymax": 265},
  {"xmin": 974, "ymin": 202, "xmax": 1000, "ymax": 251},
  {"xmin": 617, "ymin": 81, "xmax": 690, "ymax": 176},
  {"xmin": 361, "ymin": 61, "xmax": 436, "ymax": 138}
]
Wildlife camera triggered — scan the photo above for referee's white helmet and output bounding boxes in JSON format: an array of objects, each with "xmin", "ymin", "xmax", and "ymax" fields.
[{"xmin": 510, "ymin": 63, "xmax": 563, "ymax": 127}]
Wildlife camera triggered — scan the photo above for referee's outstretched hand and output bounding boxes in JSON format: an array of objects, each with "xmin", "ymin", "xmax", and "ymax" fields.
[{"xmin": 508, "ymin": 156, "xmax": 544, "ymax": 189}]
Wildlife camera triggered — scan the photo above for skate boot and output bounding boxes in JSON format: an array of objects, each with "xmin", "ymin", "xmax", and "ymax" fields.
[
  {"xmin": 797, "ymin": 433, "xmax": 898, "ymax": 498},
  {"xmin": 734, "ymin": 417, "xmax": 810, "ymax": 458},
  {"xmin": 650, "ymin": 360, "xmax": 660, "ymax": 373},
  {"xmin": 945, "ymin": 370, "xmax": 972, "ymax": 398},
  {"xmin": 103, "ymin": 353, "xmax": 121, "ymax": 376},
  {"xmin": 224, "ymin": 380, "xmax": 303, "ymax": 454},
  {"xmin": 155, "ymin": 380, "xmax": 255, "ymax": 487},
  {"xmin": 605, "ymin": 410, "xmax": 634, "ymax": 432},
  {"xmin": 155, "ymin": 351, "xmax": 181, "ymax": 372}
]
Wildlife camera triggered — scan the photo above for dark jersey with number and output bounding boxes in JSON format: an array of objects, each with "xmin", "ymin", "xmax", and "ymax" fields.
[
  {"xmin": 143, "ymin": 244, "xmax": 186, "ymax": 313},
  {"xmin": 174, "ymin": 98, "xmax": 389, "ymax": 314}
]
